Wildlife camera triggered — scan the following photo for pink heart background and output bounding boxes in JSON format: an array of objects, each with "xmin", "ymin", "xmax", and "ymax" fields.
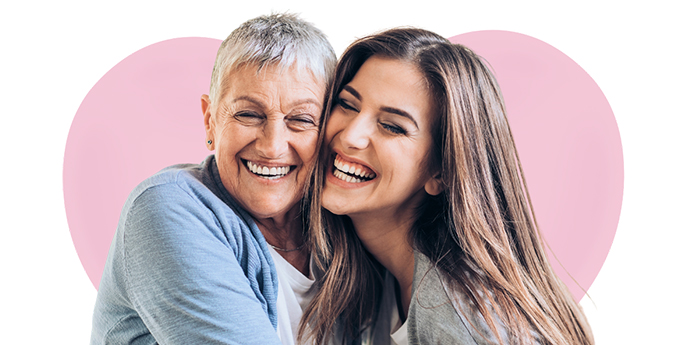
[{"xmin": 63, "ymin": 32, "xmax": 623, "ymax": 301}]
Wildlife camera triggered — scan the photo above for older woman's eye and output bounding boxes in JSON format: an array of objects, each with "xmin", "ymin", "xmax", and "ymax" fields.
[
  {"xmin": 233, "ymin": 111, "xmax": 264, "ymax": 125},
  {"xmin": 381, "ymin": 122, "xmax": 407, "ymax": 135},
  {"xmin": 287, "ymin": 115, "xmax": 318, "ymax": 131},
  {"xmin": 337, "ymin": 98, "xmax": 358, "ymax": 112}
]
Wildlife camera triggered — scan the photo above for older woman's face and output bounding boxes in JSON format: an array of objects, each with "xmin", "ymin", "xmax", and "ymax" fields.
[{"xmin": 203, "ymin": 64, "xmax": 325, "ymax": 220}]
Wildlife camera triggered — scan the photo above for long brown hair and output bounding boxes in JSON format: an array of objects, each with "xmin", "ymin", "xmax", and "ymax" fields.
[{"xmin": 300, "ymin": 28, "xmax": 593, "ymax": 345}]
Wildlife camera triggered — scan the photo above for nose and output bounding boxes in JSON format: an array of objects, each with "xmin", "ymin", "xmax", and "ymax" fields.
[
  {"xmin": 338, "ymin": 113, "xmax": 372, "ymax": 150},
  {"xmin": 256, "ymin": 119, "xmax": 289, "ymax": 159}
]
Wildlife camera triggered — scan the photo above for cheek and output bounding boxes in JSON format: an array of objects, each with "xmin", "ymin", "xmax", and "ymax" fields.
[
  {"xmin": 391, "ymin": 144, "xmax": 433, "ymax": 179},
  {"xmin": 218, "ymin": 122, "xmax": 253, "ymax": 146},
  {"xmin": 324, "ymin": 111, "xmax": 346, "ymax": 145},
  {"xmin": 294, "ymin": 131, "xmax": 320, "ymax": 163}
]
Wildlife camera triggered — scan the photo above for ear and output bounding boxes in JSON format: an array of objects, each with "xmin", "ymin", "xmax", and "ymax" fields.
[
  {"xmin": 201, "ymin": 94, "xmax": 215, "ymax": 151},
  {"xmin": 424, "ymin": 173, "xmax": 443, "ymax": 196}
]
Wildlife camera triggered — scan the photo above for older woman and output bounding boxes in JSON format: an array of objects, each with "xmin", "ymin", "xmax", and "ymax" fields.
[{"xmin": 91, "ymin": 14, "xmax": 335, "ymax": 345}]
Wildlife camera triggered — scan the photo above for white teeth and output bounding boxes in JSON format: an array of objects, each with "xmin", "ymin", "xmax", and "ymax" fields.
[
  {"xmin": 332, "ymin": 165, "xmax": 364, "ymax": 183},
  {"xmin": 333, "ymin": 155, "xmax": 375, "ymax": 182},
  {"xmin": 246, "ymin": 161, "xmax": 291, "ymax": 179}
]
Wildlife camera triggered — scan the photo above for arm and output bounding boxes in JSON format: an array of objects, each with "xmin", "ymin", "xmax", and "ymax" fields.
[{"xmin": 121, "ymin": 183, "xmax": 282, "ymax": 345}]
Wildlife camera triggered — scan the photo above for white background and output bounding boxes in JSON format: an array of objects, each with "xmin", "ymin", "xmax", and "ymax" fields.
[{"xmin": 1, "ymin": 0, "xmax": 687, "ymax": 343}]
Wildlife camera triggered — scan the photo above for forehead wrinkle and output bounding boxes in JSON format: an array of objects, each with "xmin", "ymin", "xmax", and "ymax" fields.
[
  {"xmin": 232, "ymin": 95, "xmax": 267, "ymax": 108},
  {"xmin": 231, "ymin": 86, "xmax": 322, "ymax": 115},
  {"xmin": 286, "ymin": 98, "xmax": 322, "ymax": 110}
]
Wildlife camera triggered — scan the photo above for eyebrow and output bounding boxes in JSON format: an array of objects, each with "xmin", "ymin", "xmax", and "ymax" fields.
[
  {"xmin": 232, "ymin": 95, "xmax": 322, "ymax": 109},
  {"xmin": 342, "ymin": 85, "xmax": 419, "ymax": 129}
]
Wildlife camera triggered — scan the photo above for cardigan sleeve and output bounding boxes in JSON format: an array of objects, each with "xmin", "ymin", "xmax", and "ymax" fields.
[{"xmin": 120, "ymin": 182, "xmax": 282, "ymax": 345}]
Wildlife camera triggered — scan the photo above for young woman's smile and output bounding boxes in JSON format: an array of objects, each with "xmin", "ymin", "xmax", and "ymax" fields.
[
  {"xmin": 322, "ymin": 56, "xmax": 440, "ymax": 221},
  {"xmin": 327, "ymin": 151, "xmax": 377, "ymax": 188}
]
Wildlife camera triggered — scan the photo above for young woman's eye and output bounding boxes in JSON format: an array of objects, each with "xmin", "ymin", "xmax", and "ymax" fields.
[
  {"xmin": 337, "ymin": 98, "xmax": 358, "ymax": 112},
  {"xmin": 381, "ymin": 122, "xmax": 407, "ymax": 135}
]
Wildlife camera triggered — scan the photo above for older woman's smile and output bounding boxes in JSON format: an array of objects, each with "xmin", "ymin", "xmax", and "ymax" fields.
[{"xmin": 244, "ymin": 159, "xmax": 294, "ymax": 180}]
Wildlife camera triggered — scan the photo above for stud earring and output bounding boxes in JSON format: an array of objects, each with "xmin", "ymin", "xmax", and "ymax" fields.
[{"xmin": 207, "ymin": 140, "xmax": 212, "ymax": 145}]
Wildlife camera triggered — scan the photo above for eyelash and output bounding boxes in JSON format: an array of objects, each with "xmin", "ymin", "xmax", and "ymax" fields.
[
  {"xmin": 337, "ymin": 98, "xmax": 357, "ymax": 112},
  {"xmin": 337, "ymin": 98, "xmax": 407, "ymax": 136},
  {"xmin": 234, "ymin": 112, "xmax": 316, "ymax": 127},
  {"xmin": 381, "ymin": 123, "xmax": 407, "ymax": 135},
  {"xmin": 290, "ymin": 116, "xmax": 315, "ymax": 124},
  {"xmin": 234, "ymin": 111, "xmax": 262, "ymax": 119}
]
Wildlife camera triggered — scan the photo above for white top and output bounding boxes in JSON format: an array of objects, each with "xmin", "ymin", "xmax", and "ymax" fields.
[
  {"xmin": 362, "ymin": 272, "xmax": 409, "ymax": 345},
  {"xmin": 269, "ymin": 247, "xmax": 316, "ymax": 345},
  {"xmin": 383, "ymin": 272, "xmax": 409, "ymax": 345},
  {"xmin": 390, "ymin": 314, "xmax": 408, "ymax": 345}
]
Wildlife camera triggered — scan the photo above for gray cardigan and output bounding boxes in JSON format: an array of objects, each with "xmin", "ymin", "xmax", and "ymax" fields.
[{"xmin": 91, "ymin": 156, "xmax": 282, "ymax": 345}]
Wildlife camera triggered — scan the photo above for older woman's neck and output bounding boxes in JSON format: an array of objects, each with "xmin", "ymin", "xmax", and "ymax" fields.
[
  {"xmin": 351, "ymin": 214, "xmax": 415, "ymax": 319},
  {"xmin": 255, "ymin": 206, "xmax": 310, "ymax": 275}
]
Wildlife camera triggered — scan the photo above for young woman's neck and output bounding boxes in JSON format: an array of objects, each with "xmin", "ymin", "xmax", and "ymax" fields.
[{"xmin": 350, "ymin": 214, "xmax": 415, "ymax": 319}]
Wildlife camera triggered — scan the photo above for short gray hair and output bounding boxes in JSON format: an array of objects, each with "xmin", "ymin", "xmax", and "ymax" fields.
[{"xmin": 209, "ymin": 13, "xmax": 337, "ymax": 106}]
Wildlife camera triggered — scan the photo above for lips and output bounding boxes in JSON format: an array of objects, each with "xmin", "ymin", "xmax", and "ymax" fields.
[
  {"xmin": 332, "ymin": 154, "xmax": 376, "ymax": 183},
  {"xmin": 244, "ymin": 159, "xmax": 293, "ymax": 180}
]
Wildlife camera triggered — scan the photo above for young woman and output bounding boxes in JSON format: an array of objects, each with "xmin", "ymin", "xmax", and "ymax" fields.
[{"xmin": 299, "ymin": 28, "xmax": 594, "ymax": 345}]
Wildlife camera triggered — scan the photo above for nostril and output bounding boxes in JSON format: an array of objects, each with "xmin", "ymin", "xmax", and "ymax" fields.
[{"xmin": 255, "ymin": 137, "xmax": 289, "ymax": 159}]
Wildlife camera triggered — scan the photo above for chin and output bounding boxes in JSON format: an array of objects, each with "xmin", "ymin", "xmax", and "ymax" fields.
[
  {"xmin": 321, "ymin": 193, "xmax": 352, "ymax": 217},
  {"xmin": 249, "ymin": 200, "xmax": 299, "ymax": 220},
  {"xmin": 323, "ymin": 205, "xmax": 346, "ymax": 216}
]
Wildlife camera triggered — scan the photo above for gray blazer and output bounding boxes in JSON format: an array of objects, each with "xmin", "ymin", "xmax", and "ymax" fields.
[
  {"xmin": 367, "ymin": 251, "xmax": 540, "ymax": 345},
  {"xmin": 407, "ymin": 251, "xmax": 506, "ymax": 344}
]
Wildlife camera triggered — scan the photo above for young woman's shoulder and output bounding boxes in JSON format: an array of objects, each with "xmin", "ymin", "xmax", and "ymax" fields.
[
  {"xmin": 408, "ymin": 251, "xmax": 480, "ymax": 344},
  {"xmin": 409, "ymin": 252, "xmax": 541, "ymax": 345}
]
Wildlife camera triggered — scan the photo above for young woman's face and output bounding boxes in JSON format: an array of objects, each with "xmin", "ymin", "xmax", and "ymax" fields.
[{"xmin": 322, "ymin": 56, "xmax": 439, "ymax": 221}]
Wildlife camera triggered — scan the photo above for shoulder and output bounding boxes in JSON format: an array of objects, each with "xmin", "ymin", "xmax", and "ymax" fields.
[
  {"xmin": 409, "ymin": 252, "xmax": 544, "ymax": 345},
  {"xmin": 408, "ymin": 252, "xmax": 505, "ymax": 345},
  {"xmin": 122, "ymin": 156, "xmax": 246, "ymax": 230},
  {"xmin": 116, "ymin": 155, "xmax": 267, "ymax": 263},
  {"xmin": 407, "ymin": 252, "xmax": 476, "ymax": 344},
  {"xmin": 127, "ymin": 156, "xmax": 215, "ymax": 207},
  {"xmin": 93, "ymin": 157, "xmax": 281, "ymax": 344}
]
